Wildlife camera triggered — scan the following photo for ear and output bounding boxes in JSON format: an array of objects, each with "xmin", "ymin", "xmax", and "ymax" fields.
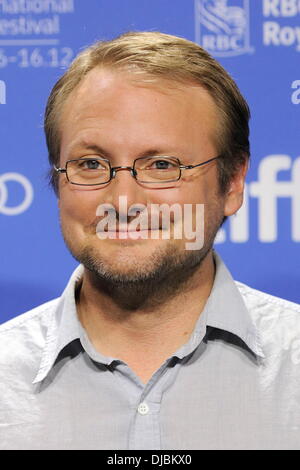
[{"xmin": 224, "ymin": 160, "xmax": 248, "ymax": 217}]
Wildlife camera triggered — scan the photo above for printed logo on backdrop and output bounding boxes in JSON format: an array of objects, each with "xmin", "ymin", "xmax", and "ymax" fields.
[
  {"xmin": 263, "ymin": 0, "xmax": 300, "ymax": 52},
  {"xmin": 195, "ymin": 0, "xmax": 253, "ymax": 57},
  {"xmin": 292, "ymin": 80, "xmax": 300, "ymax": 103},
  {"xmin": 0, "ymin": 173, "xmax": 33, "ymax": 215},
  {"xmin": 0, "ymin": 78, "xmax": 5, "ymax": 103},
  {"xmin": 0, "ymin": 0, "xmax": 75, "ymax": 69},
  {"xmin": 216, "ymin": 155, "xmax": 300, "ymax": 244}
]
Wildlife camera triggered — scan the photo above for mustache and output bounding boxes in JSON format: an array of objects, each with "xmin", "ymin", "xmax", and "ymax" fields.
[{"xmin": 89, "ymin": 204, "xmax": 176, "ymax": 232}]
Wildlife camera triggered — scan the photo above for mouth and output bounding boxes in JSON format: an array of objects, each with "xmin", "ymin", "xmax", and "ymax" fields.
[
  {"xmin": 110, "ymin": 228, "xmax": 160, "ymax": 232},
  {"xmin": 97, "ymin": 227, "xmax": 162, "ymax": 240},
  {"xmin": 102, "ymin": 225, "xmax": 161, "ymax": 232}
]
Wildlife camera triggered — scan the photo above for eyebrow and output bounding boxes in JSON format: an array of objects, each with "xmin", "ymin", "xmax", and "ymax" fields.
[
  {"xmin": 76, "ymin": 144, "xmax": 113, "ymax": 159},
  {"xmin": 70, "ymin": 142, "xmax": 176, "ymax": 160}
]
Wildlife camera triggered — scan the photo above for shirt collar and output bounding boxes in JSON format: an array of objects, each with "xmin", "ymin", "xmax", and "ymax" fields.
[
  {"xmin": 205, "ymin": 252, "xmax": 265, "ymax": 357},
  {"xmin": 33, "ymin": 252, "xmax": 264, "ymax": 384},
  {"xmin": 32, "ymin": 265, "xmax": 84, "ymax": 384},
  {"xmin": 162, "ymin": 252, "xmax": 265, "ymax": 360}
]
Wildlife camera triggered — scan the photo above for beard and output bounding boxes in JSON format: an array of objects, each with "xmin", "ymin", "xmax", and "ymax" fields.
[
  {"xmin": 61, "ymin": 204, "xmax": 223, "ymax": 311},
  {"xmin": 73, "ymin": 242, "xmax": 211, "ymax": 311}
]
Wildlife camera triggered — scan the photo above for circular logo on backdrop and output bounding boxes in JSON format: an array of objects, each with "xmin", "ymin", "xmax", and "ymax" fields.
[{"xmin": 0, "ymin": 173, "xmax": 34, "ymax": 215}]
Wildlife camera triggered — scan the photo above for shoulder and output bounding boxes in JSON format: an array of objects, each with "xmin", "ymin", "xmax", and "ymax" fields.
[
  {"xmin": 235, "ymin": 281, "xmax": 300, "ymax": 361},
  {"xmin": 0, "ymin": 299, "xmax": 59, "ymax": 372},
  {"xmin": 235, "ymin": 281, "xmax": 300, "ymax": 319},
  {"xmin": 0, "ymin": 298, "xmax": 59, "ymax": 335}
]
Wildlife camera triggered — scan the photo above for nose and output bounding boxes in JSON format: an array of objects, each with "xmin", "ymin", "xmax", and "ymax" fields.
[
  {"xmin": 111, "ymin": 166, "xmax": 137, "ymax": 179},
  {"xmin": 105, "ymin": 165, "xmax": 147, "ymax": 219}
]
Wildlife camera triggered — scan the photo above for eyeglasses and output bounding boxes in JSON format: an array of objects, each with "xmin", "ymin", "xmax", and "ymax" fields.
[{"xmin": 54, "ymin": 155, "xmax": 221, "ymax": 186}]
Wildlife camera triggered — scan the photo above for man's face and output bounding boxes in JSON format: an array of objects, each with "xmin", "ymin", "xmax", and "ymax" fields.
[{"xmin": 57, "ymin": 68, "xmax": 245, "ymax": 304}]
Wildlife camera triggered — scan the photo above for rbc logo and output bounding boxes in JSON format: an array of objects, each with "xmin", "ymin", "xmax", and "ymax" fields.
[{"xmin": 195, "ymin": 0, "xmax": 253, "ymax": 57}]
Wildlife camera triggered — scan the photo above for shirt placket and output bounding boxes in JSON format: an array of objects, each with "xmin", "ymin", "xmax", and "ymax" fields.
[{"xmin": 113, "ymin": 357, "xmax": 181, "ymax": 450}]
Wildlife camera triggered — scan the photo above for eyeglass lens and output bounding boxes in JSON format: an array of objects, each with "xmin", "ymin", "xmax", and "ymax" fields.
[{"xmin": 66, "ymin": 156, "xmax": 181, "ymax": 185}]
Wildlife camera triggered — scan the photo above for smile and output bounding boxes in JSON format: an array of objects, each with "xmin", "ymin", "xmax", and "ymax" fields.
[{"xmin": 98, "ymin": 228, "xmax": 161, "ymax": 240}]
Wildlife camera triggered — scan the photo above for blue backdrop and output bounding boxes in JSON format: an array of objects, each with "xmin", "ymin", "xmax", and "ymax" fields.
[{"xmin": 0, "ymin": 0, "xmax": 299, "ymax": 323}]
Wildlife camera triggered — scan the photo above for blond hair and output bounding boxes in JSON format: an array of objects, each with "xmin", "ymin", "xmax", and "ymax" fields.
[{"xmin": 45, "ymin": 31, "xmax": 250, "ymax": 194}]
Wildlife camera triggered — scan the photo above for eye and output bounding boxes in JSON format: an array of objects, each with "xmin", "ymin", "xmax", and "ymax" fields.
[
  {"xmin": 150, "ymin": 159, "xmax": 178, "ymax": 170},
  {"xmin": 153, "ymin": 160, "xmax": 171, "ymax": 170},
  {"xmin": 78, "ymin": 158, "xmax": 106, "ymax": 170}
]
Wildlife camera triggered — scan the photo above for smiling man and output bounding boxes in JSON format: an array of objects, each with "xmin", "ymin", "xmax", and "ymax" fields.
[{"xmin": 1, "ymin": 32, "xmax": 300, "ymax": 450}]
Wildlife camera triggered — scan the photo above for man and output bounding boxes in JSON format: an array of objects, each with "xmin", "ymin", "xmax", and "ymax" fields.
[{"xmin": 1, "ymin": 31, "xmax": 299, "ymax": 450}]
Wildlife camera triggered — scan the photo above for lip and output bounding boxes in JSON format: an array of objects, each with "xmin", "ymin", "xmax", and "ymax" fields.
[
  {"xmin": 104, "ymin": 227, "xmax": 161, "ymax": 232},
  {"xmin": 109, "ymin": 229, "xmax": 159, "ymax": 232},
  {"xmin": 97, "ymin": 228, "xmax": 161, "ymax": 240}
]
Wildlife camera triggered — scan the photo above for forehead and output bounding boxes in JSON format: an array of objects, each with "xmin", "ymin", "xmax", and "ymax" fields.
[
  {"xmin": 59, "ymin": 68, "xmax": 220, "ymax": 156},
  {"xmin": 63, "ymin": 67, "xmax": 218, "ymax": 117}
]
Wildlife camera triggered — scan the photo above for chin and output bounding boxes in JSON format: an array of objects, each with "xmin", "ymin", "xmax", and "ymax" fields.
[
  {"xmin": 70, "ymin": 239, "xmax": 185, "ymax": 280},
  {"xmin": 89, "ymin": 242, "xmax": 170, "ymax": 270}
]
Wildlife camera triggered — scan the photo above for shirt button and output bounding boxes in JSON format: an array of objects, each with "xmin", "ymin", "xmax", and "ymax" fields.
[{"xmin": 138, "ymin": 402, "xmax": 149, "ymax": 415}]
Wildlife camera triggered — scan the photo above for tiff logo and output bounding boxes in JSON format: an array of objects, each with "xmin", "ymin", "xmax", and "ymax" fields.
[
  {"xmin": 217, "ymin": 155, "xmax": 300, "ymax": 243},
  {"xmin": 0, "ymin": 80, "xmax": 6, "ymax": 104}
]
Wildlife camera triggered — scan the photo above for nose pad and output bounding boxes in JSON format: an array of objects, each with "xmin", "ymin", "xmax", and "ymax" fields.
[{"xmin": 111, "ymin": 166, "xmax": 137, "ymax": 180}]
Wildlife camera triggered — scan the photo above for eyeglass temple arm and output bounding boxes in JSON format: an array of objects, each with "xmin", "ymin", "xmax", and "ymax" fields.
[
  {"xmin": 179, "ymin": 155, "xmax": 221, "ymax": 170},
  {"xmin": 53, "ymin": 165, "xmax": 67, "ymax": 174}
]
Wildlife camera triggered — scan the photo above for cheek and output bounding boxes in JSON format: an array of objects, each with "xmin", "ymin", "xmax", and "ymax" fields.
[
  {"xmin": 152, "ymin": 183, "xmax": 206, "ymax": 207},
  {"xmin": 58, "ymin": 188, "xmax": 101, "ymax": 225}
]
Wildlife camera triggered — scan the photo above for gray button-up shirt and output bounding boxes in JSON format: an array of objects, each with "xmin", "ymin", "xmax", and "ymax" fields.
[{"xmin": 1, "ymin": 253, "xmax": 300, "ymax": 450}]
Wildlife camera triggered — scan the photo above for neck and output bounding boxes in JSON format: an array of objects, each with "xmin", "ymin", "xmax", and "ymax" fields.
[{"xmin": 76, "ymin": 250, "xmax": 215, "ymax": 383}]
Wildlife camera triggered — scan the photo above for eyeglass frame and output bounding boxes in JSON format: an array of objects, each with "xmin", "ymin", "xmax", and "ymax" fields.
[{"xmin": 54, "ymin": 154, "xmax": 222, "ymax": 186}]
